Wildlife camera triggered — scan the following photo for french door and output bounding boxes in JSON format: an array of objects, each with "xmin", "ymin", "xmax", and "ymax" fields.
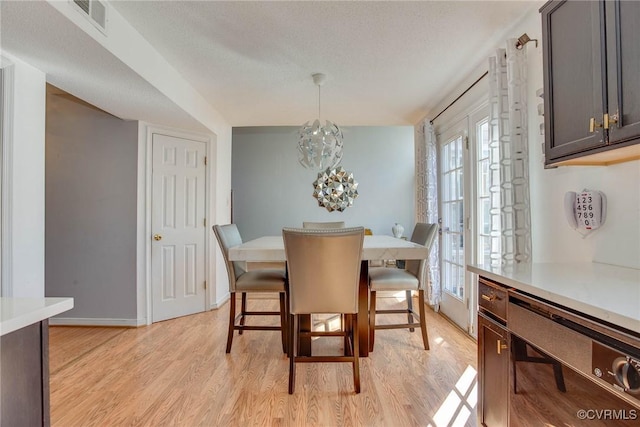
[
  {"xmin": 438, "ymin": 105, "xmax": 489, "ymax": 335},
  {"xmin": 439, "ymin": 119, "xmax": 470, "ymax": 330}
]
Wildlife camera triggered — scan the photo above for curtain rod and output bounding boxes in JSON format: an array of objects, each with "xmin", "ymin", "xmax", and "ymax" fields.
[{"xmin": 429, "ymin": 71, "xmax": 489, "ymax": 124}]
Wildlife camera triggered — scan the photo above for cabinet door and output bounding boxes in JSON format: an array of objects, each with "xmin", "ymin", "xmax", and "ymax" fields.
[
  {"xmin": 542, "ymin": 0, "xmax": 607, "ymax": 163},
  {"xmin": 478, "ymin": 315, "xmax": 509, "ymax": 427},
  {"xmin": 1, "ymin": 321, "xmax": 49, "ymax": 426},
  {"xmin": 606, "ymin": 0, "xmax": 640, "ymax": 145}
]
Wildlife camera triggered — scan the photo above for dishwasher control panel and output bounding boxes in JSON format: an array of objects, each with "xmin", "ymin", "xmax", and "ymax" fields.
[{"xmin": 593, "ymin": 341, "xmax": 640, "ymax": 404}]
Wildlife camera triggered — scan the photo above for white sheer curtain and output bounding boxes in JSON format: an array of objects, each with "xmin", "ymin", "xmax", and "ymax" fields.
[
  {"xmin": 488, "ymin": 40, "xmax": 531, "ymax": 265},
  {"xmin": 415, "ymin": 120, "xmax": 441, "ymax": 308}
]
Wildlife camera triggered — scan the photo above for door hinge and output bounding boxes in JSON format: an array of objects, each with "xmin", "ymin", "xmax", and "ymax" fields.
[
  {"xmin": 204, "ymin": 156, "xmax": 208, "ymax": 165},
  {"xmin": 204, "ymin": 281, "xmax": 207, "ymax": 290},
  {"xmin": 465, "ymin": 136, "xmax": 469, "ymax": 150},
  {"xmin": 203, "ymin": 218, "xmax": 206, "ymax": 227}
]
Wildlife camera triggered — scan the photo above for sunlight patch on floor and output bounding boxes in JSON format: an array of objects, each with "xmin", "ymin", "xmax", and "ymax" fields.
[
  {"xmin": 392, "ymin": 291, "xmax": 408, "ymax": 302},
  {"xmin": 429, "ymin": 365, "xmax": 477, "ymax": 427}
]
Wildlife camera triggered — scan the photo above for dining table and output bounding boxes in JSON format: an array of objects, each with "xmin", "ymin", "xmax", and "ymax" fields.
[{"xmin": 228, "ymin": 234, "xmax": 429, "ymax": 357}]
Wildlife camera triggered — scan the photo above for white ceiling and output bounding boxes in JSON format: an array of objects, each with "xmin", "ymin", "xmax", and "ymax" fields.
[{"xmin": 2, "ymin": 0, "xmax": 540, "ymax": 128}]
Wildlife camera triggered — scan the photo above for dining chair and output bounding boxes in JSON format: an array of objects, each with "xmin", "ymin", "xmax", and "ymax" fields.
[
  {"xmin": 213, "ymin": 224, "xmax": 287, "ymax": 354},
  {"xmin": 283, "ymin": 226, "xmax": 365, "ymax": 394},
  {"xmin": 368, "ymin": 223, "xmax": 438, "ymax": 351},
  {"xmin": 302, "ymin": 221, "xmax": 345, "ymax": 229}
]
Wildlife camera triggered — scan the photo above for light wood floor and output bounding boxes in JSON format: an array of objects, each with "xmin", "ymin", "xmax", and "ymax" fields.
[{"xmin": 49, "ymin": 296, "xmax": 478, "ymax": 427}]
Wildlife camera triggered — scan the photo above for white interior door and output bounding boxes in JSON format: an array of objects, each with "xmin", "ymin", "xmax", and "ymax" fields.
[
  {"xmin": 151, "ymin": 133, "xmax": 207, "ymax": 322},
  {"xmin": 438, "ymin": 119, "xmax": 471, "ymax": 331}
]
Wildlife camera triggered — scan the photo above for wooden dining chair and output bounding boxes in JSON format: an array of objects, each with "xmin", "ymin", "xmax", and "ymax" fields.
[
  {"xmin": 368, "ymin": 223, "xmax": 438, "ymax": 351},
  {"xmin": 213, "ymin": 224, "xmax": 287, "ymax": 354},
  {"xmin": 302, "ymin": 221, "xmax": 345, "ymax": 229},
  {"xmin": 283, "ymin": 226, "xmax": 365, "ymax": 394}
]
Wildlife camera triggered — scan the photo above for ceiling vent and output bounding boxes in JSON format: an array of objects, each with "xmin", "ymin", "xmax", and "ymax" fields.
[{"xmin": 71, "ymin": 0, "xmax": 108, "ymax": 34}]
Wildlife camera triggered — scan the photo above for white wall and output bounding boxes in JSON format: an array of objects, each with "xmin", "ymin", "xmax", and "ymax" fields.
[
  {"xmin": 232, "ymin": 126, "xmax": 415, "ymax": 241},
  {"xmin": 46, "ymin": 89, "xmax": 139, "ymax": 322},
  {"xmin": 1, "ymin": 53, "xmax": 46, "ymax": 297}
]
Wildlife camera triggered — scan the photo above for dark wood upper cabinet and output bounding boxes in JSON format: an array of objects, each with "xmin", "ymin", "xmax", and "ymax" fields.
[
  {"xmin": 606, "ymin": 0, "xmax": 640, "ymax": 145},
  {"xmin": 541, "ymin": 0, "xmax": 640, "ymax": 166}
]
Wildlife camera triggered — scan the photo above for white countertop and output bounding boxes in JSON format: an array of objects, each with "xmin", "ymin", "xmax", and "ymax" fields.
[
  {"xmin": 229, "ymin": 235, "xmax": 428, "ymax": 262},
  {"xmin": 1, "ymin": 297, "xmax": 74, "ymax": 336},
  {"xmin": 468, "ymin": 262, "xmax": 640, "ymax": 334}
]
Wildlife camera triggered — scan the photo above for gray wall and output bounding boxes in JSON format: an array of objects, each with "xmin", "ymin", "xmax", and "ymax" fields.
[
  {"xmin": 232, "ymin": 126, "xmax": 415, "ymax": 240},
  {"xmin": 45, "ymin": 88, "xmax": 138, "ymax": 320}
]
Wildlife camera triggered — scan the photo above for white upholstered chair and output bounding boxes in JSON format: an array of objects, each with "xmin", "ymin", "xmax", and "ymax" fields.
[
  {"xmin": 368, "ymin": 223, "xmax": 438, "ymax": 351},
  {"xmin": 302, "ymin": 221, "xmax": 346, "ymax": 229},
  {"xmin": 283, "ymin": 226, "xmax": 365, "ymax": 394},
  {"xmin": 213, "ymin": 224, "xmax": 287, "ymax": 353}
]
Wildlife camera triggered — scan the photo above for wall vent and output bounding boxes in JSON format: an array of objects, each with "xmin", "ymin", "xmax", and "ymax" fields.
[{"xmin": 71, "ymin": 0, "xmax": 108, "ymax": 34}]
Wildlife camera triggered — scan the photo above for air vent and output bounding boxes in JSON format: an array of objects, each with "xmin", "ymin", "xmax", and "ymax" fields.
[
  {"xmin": 74, "ymin": 0, "xmax": 89, "ymax": 14},
  {"xmin": 71, "ymin": 0, "xmax": 108, "ymax": 34}
]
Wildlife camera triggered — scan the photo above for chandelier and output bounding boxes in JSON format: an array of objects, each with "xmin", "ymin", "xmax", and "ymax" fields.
[
  {"xmin": 313, "ymin": 166, "xmax": 359, "ymax": 212},
  {"xmin": 297, "ymin": 73, "xmax": 344, "ymax": 170}
]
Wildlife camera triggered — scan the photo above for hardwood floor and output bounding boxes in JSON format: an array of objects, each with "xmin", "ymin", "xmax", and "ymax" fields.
[{"xmin": 49, "ymin": 296, "xmax": 478, "ymax": 426}]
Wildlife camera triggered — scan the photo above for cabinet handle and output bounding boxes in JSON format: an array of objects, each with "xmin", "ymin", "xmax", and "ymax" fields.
[
  {"xmin": 604, "ymin": 112, "xmax": 619, "ymax": 130},
  {"xmin": 497, "ymin": 339, "xmax": 508, "ymax": 355},
  {"xmin": 481, "ymin": 294, "xmax": 497, "ymax": 302},
  {"xmin": 589, "ymin": 117, "xmax": 603, "ymax": 133}
]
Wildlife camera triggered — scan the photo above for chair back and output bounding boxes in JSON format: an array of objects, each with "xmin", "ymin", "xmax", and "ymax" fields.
[
  {"xmin": 283, "ymin": 227, "xmax": 364, "ymax": 314},
  {"xmin": 302, "ymin": 221, "xmax": 346, "ymax": 229},
  {"xmin": 213, "ymin": 224, "xmax": 246, "ymax": 292},
  {"xmin": 405, "ymin": 223, "xmax": 438, "ymax": 289}
]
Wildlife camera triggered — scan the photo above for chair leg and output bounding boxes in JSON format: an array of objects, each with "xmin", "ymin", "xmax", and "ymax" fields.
[
  {"xmin": 369, "ymin": 290, "xmax": 376, "ymax": 352},
  {"xmin": 342, "ymin": 314, "xmax": 352, "ymax": 356},
  {"xmin": 418, "ymin": 289, "xmax": 430, "ymax": 350},
  {"xmin": 407, "ymin": 290, "xmax": 415, "ymax": 332},
  {"xmin": 352, "ymin": 314, "xmax": 360, "ymax": 393},
  {"xmin": 279, "ymin": 292, "xmax": 287, "ymax": 354},
  {"xmin": 238, "ymin": 293, "xmax": 247, "ymax": 334},
  {"xmin": 288, "ymin": 314, "xmax": 297, "ymax": 394},
  {"xmin": 226, "ymin": 292, "xmax": 237, "ymax": 353}
]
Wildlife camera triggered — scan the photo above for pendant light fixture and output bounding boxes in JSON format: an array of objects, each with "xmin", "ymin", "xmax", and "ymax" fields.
[{"xmin": 297, "ymin": 73, "xmax": 344, "ymax": 170}]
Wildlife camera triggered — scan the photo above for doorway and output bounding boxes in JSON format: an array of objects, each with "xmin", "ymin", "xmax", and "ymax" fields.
[
  {"xmin": 438, "ymin": 118, "xmax": 470, "ymax": 330},
  {"xmin": 150, "ymin": 132, "xmax": 208, "ymax": 322},
  {"xmin": 437, "ymin": 104, "xmax": 489, "ymax": 335}
]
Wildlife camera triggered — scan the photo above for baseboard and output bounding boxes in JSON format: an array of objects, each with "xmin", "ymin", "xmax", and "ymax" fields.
[
  {"xmin": 49, "ymin": 317, "xmax": 143, "ymax": 327},
  {"xmin": 211, "ymin": 292, "xmax": 230, "ymax": 309}
]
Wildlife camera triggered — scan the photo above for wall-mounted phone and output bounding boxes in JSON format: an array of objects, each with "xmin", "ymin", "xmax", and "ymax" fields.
[{"xmin": 564, "ymin": 189, "xmax": 607, "ymax": 237}]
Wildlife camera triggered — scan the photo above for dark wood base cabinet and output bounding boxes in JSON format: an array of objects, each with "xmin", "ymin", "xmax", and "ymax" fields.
[
  {"xmin": 477, "ymin": 275, "xmax": 640, "ymax": 426},
  {"xmin": 1, "ymin": 320, "xmax": 50, "ymax": 427},
  {"xmin": 478, "ymin": 315, "xmax": 509, "ymax": 426}
]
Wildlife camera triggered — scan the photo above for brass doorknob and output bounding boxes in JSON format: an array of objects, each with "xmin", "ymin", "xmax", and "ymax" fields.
[{"xmin": 153, "ymin": 234, "xmax": 162, "ymax": 241}]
